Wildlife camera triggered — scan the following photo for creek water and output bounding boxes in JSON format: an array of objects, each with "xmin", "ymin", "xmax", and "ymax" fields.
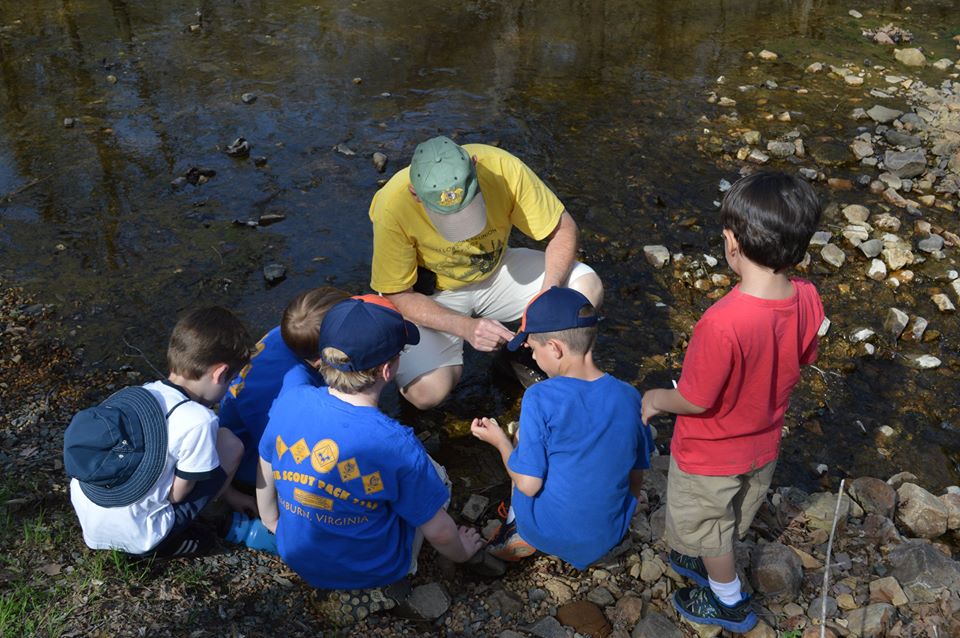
[{"xmin": 0, "ymin": 0, "xmax": 958, "ymax": 498}]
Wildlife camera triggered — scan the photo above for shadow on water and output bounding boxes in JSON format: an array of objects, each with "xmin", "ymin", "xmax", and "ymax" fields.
[{"xmin": 0, "ymin": 0, "xmax": 958, "ymax": 495}]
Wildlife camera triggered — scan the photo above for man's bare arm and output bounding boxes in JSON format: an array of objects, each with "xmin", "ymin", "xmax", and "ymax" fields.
[
  {"xmin": 386, "ymin": 289, "xmax": 514, "ymax": 352},
  {"xmin": 540, "ymin": 211, "xmax": 579, "ymax": 291}
]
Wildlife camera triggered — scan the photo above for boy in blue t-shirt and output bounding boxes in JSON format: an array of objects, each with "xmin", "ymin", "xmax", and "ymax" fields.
[
  {"xmin": 220, "ymin": 287, "xmax": 348, "ymax": 485},
  {"xmin": 471, "ymin": 287, "xmax": 654, "ymax": 568},
  {"xmin": 256, "ymin": 295, "xmax": 484, "ymax": 596}
]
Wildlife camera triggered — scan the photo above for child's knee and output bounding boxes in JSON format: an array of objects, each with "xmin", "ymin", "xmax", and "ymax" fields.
[{"xmin": 216, "ymin": 427, "xmax": 245, "ymax": 471}]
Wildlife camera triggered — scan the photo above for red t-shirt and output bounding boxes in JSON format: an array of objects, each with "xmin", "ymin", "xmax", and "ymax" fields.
[{"xmin": 672, "ymin": 279, "xmax": 823, "ymax": 476}]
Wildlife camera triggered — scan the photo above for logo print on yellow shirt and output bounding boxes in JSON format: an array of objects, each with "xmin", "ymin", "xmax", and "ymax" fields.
[
  {"xmin": 275, "ymin": 436, "xmax": 289, "ymax": 460},
  {"xmin": 362, "ymin": 471, "xmax": 384, "ymax": 495},
  {"xmin": 311, "ymin": 439, "xmax": 339, "ymax": 473},
  {"xmin": 294, "ymin": 488, "xmax": 333, "ymax": 510},
  {"xmin": 289, "ymin": 438, "xmax": 311, "ymax": 464},
  {"xmin": 438, "ymin": 188, "xmax": 463, "ymax": 207},
  {"xmin": 338, "ymin": 458, "xmax": 360, "ymax": 482}
]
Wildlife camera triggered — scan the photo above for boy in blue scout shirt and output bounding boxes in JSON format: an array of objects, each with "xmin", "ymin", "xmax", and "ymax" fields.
[
  {"xmin": 220, "ymin": 287, "xmax": 348, "ymax": 486},
  {"xmin": 256, "ymin": 295, "xmax": 485, "ymax": 600},
  {"xmin": 471, "ymin": 287, "xmax": 654, "ymax": 568}
]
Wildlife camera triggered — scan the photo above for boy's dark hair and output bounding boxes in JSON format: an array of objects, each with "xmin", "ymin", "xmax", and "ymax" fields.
[
  {"xmin": 167, "ymin": 306, "xmax": 253, "ymax": 380},
  {"xmin": 528, "ymin": 305, "xmax": 598, "ymax": 355},
  {"xmin": 720, "ymin": 171, "xmax": 822, "ymax": 272},
  {"xmin": 281, "ymin": 287, "xmax": 350, "ymax": 360}
]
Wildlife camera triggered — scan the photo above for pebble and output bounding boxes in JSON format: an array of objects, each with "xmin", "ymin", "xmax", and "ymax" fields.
[
  {"xmin": 894, "ymin": 48, "xmax": 926, "ymax": 67},
  {"xmin": 821, "ymin": 244, "xmax": 846, "ymax": 267},
  {"xmin": 63, "ymin": 117, "xmax": 76, "ymax": 128},
  {"xmin": 225, "ymin": 137, "xmax": 251, "ymax": 158},
  {"xmin": 867, "ymin": 105, "xmax": 904, "ymax": 123},
  {"xmin": 748, "ymin": 149, "xmax": 770, "ymax": 164},
  {"xmin": 932, "ymin": 58, "xmax": 954, "ymax": 71},
  {"xmin": 884, "ymin": 149, "xmax": 927, "ymax": 178},
  {"xmin": 643, "ymin": 245, "xmax": 670, "ymax": 268},
  {"xmin": 372, "ymin": 152, "xmax": 388, "ymax": 173},
  {"xmin": 848, "ymin": 9, "xmax": 863, "ymax": 18},
  {"xmin": 263, "ymin": 263, "xmax": 286, "ymax": 284},
  {"xmin": 766, "ymin": 141, "xmax": 795, "ymax": 158},
  {"xmin": 849, "ymin": 327, "xmax": 875, "ymax": 343},
  {"xmin": 758, "ymin": 50, "xmax": 778, "ymax": 61},
  {"xmin": 241, "ymin": 92, "xmax": 257, "ymax": 104},
  {"xmin": 842, "ymin": 204, "xmax": 870, "ymax": 223},
  {"xmin": 858, "ymin": 239, "xmax": 882, "ymax": 258},
  {"xmin": 917, "ymin": 235, "xmax": 944, "ymax": 253},
  {"xmin": 866, "ymin": 259, "xmax": 887, "ymax": 280},
  {"xmin": 906, "ymin": 354, "xmax": 941, "ymax": 369},
  {"xmin": 809, "ymin": 231, "xmax": 832, "ymax": 247},
  {"xmin": 818, "ymin": 317, "xmax": 831, "ymax": 337},
  {"xmin": 931, "ymin": 293, "xmax": 955, "ymax": 312},
  {"xmin": 850, "ymin": 139, "xmax": 874, "ymax": 159},
  {"xmin": 884, "ymin": 307, "xmax": 909, "ymax": 338},
  {"xmin": 844, "ymin": 75, "xmax": 864, "ymax": 86}
]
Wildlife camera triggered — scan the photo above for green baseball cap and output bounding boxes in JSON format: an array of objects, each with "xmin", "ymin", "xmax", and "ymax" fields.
[{"xmin": 410, "ymin": 136, "xmax": 487, "ymax": 242}]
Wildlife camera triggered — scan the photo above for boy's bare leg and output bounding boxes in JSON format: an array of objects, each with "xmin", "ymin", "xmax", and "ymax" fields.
[
  {"xmin": 217, "ymin": 428, "xmax": 258, "ymax": 517},
  {"xmin": 702, "ymin": 552, "xmax": 737, "ymax": 583}
]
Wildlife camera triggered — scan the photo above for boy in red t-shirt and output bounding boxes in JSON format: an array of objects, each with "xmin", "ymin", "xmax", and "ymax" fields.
[{"xmin": 642, "ymin": 171, "xmax": 824, "ymax": 633}]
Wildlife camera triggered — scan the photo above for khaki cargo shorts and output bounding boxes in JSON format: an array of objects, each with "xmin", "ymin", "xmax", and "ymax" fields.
[{"xmin": 664, "ymin": 455, "xmax": 776, "ymax": 557}]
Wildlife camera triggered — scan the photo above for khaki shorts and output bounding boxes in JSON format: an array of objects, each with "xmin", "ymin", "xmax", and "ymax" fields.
[
  {"xmin": 665, "ymin": 455, "xmax": 776, "ymax": 558},
  {"xmin": 395, "ymin": 247, "xmax": 597, "ymax": 387}
]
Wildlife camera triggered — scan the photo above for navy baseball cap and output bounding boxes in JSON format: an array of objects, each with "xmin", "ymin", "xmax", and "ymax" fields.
[
  {"xmin": 319, "ymin": 295, "xmax": 420, "ymax": 371},
  {"xmin": 63, "ymin": 386, "xmax": 168, "ymax": 508},
  {"xmin": 507, "ymin": 287, "xmax": 598, "ymax": 351}
]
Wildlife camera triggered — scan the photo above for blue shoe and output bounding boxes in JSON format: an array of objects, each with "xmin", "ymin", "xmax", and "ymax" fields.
[
  {"xmin": 225, "ymin": 513, "xmax": 278, "ymax": 555},
  {"xmin": 673, "ymin": 586, "xmax": 758, "ymax": 633},
  {"xmin": 669, "ymin": 550, "xmax": 709, "ymax": 587}
]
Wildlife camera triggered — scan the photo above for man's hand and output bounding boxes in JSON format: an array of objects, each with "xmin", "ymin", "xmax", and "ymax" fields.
[
  {"xmin": 465, "ymin": 318, "xmax": 515, "ymax": 352},
  {"xmin": 458, "ymin": 526, "xmax": 485, "ymax": 558},
  {"xmin": 471, "ymin": 417, "xmax": 510, "ymax": 449}
]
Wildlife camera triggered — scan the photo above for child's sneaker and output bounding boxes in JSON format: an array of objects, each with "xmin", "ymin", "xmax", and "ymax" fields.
[
  {"xmin": 672, "ymin": 585, "xmax": 758, "ymax": 633},
  {"xmin": 485, "ymin": 520, "xmax": 536, "ymax": 561},
  {"xmin": 669, "ymin": 550, "xmax": 709, "ymax": 587}
]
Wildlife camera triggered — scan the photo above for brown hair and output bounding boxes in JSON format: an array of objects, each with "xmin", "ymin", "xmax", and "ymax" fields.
[
  {"xmin": 166, "ymin": 306, "xmax": 253, "ymax": 380},
  {"xmin": 281, "ymin": 287, "xmax": 350, "ymax": 359},
  {"xmin": 528, "ymin": 305, "xmax": 598, "ymax": 355},
  {"xmin": 317, "ymin": 347, "xmax": 390, "ymax": 393}
]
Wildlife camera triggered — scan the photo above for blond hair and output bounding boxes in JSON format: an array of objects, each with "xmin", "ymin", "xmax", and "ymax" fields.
[{"xmin": 317, "ymin": 347, "xmax": 385, "ymax": 393}]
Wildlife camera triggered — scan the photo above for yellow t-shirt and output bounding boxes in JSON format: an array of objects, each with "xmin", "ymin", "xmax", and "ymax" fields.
[{"xmin": 369, "ymin": 144, "xmax": 565, "ymax": 294}]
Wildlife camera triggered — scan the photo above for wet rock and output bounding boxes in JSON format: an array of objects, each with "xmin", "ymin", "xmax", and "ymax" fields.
[
  {"xmin": 742, "ymin": 130, "xmax": 762, "ymax": 145},
  {"xmin": 905, "ymin": 354, "xmax": 941, "ymax": 369},
  {"xmin": 818, "ymin": 316, "xmax": 831, "ymax": 336},
  {"xmin": 334, "ymin": 143, "xmax": 356, "ymax": 156},
  {"xmin": 867, "ymin": 105, "xmax": 904, "ymax": 123},
  {"xmin": 866, "ymin": 256, "xmax": 885, "ymax": 280},
  {"xmin": 882, "ymin": 188, "xmax": 909, "ymax": 208},
  {"xmin": 843, "ymin": 205, "xmax": 871, "ymax": 223},
  {"xmin": 184, "ymin": 167, "xmax": 216, "ymax": 185},
  {"xmin": 872, "ymin": 213, "xmax": 901, "ymax": 232},
  {"xmin": 808, "ymin": 595, "xmax": 838, "ymax": 619},
  {"xmin": 106, "ymin": 74, "xmax": 118, "ymax": 84},
  {"xmin": 643, "ymin": 245, "xmax": 670, "ymax": 268},
  {"xmin": 63, "ymin": 117, "xmax": 76, "ymax": 128},
  {"xmin": 544, "ymin": 579, "xmax": 574, "ymax": 604},
  {"xmin": 587, "ymin": 587, "xmax": 615, "ymax": 607},
  {"xmin": 372, "ymin": 152, "xmax": 388, "ymax": 173},
  {"xmin": 896, "ymin": 483, "xmax": 948, "ymax": 538},
  {"xmin": 241, "ymin": 92, "xmax": 257, "ymax": 104},
  {"xmin": 881, "ymin": 242, "xmax": 913, "ymax": 270},
  {"xmin": 806, "ymin": 62, "xmax": 824, "ymax": 73},
  {"xmin": 225, "ymin": 137, "xmax": 251, "ymax": 158},
  {"xmin": 461, "ymin": 494, "xmax": 489, "ymax": 522},
  {"xmin": 849, "ymin": 327, "xmax": 876, "ymax": 343},
  {"xmin": 890, "ymin": 539, "xmax": 960, "ymax": 602},
  {"xmin": 263, "ymin": 263, "xmax": 286, "ymax": 284},
  {"xmin": 639, "ymin": 556, "xmax": 666, "ymax": 582},
  {"xmin": 884, "ymin": 129, "xmax": 921, "ymax": 148},
  {"xmin": 717, "ymin": 96, "xmax": 736, "ymax": 107},
  {"xmin": 845, "ymin": 602, "xmax": 895, "ymax": 638},
  {"xmin": 917, "ymin": 234, "xmax": 944, "ymax": 253},
  {"xmin": 758, "ymin": 50, "xmax": 778, "ymax": 61},
  {"xmin": 850, "ymin": 139, "xmax": 875, "ymax": 160},
  {"xmin": 907, "ymin": 316, "xmax": 928, "ymax": 341},
  {"xmin": 766, "ymin": 141, "xmax": 795, "ymax": 158},
  {"xmin": 803, "ymin": 491, "xmax": 852, "ymax": 531},
  {"xmin": 869, "ymin": 576, "xmax": 908, "ymax": 606},
  {"xmin": 254, "ymin": 156, "xmax": 268, "ymax": 167},
  {"xmin": 842, "ymin": 223, "xmax": 870, "ymax": 245},
  {"xmin": 610, "ymin": 595, "xmax": 643, "ymax": 628},
  {"xmin": 859, "ymin": 239, "xmax": 883, "ymax": 258},
  {"xmin": 632, "ymin": 611, "xmax": 683, "ymax": 638},
  {"xmin": 879, "ymin": 172, "xmax": 903, "ymax": 190},
  {"xmin": 883, "ymin": 308, "xmax": 909, "ymax": 339},
  {"xmin": 849, "ymin": 477, "xmax": 897, "ymax": 518},
  {"xmin": 931, "ymin": 293, "xmax": 955, "ymax": 312},
  {"xmin": 748, "ymin": 149, "xmax": 770, "ymax": 164},
  {"xmin": 557, "ymin": 600, "xmax": 611, "ymax": 637},
  {"xmin": 809, "ymin": 231, "xmax": 833, "ymax": 246},
  {"xmin": 932, "ymin": 58, "xmax": 954, "ymax": 71},
  {"xmin": 894, "ymin": 48, "xmax": 926, "ymax": 67},
  {"xmin": 884, "ymin": 149, "xmax": 927, "ymax": 178},
  {"xmin": 821, "ymin": 244, "xmax": 846, "ymax": 268},
  {"xmin": 406, "ymin": 582, "xmax": 450, "ymax": 620},
  {"xmin": 750, "ymin": 542, "xmax": 802, "ymax": 599},
  {"xmin": 940, "ymin": 493, "xmax": 960, "ymax": 530},
  {"xmin": 257, "ymin": 213, "xmax": 286, "ymax": 226},
  {"xmin": 528, "ymin": 616, "xmax": 567, "ymax": 638}
]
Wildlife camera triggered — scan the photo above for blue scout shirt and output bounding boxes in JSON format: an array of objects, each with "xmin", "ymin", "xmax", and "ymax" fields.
[
  {"xmin": 509, "ymin": 374, "xmax": 654, "ymax": 569},
  {"xmin": 220, "ymin": 326, "xmax": 324, "ymax": 484},
  {"xmin": 260, "ymin": 385, "xmax": 448, "ymax": 590}
]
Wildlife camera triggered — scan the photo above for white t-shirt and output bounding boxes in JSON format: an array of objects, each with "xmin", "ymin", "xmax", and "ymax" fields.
[{"xmin": 69, "ymin": 381, "xmax": 221, "ymax": 553}]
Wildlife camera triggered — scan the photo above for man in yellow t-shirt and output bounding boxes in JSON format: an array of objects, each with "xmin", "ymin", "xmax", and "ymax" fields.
[{"xmin": 369, "ymin": 136, "xmax": 603, "ymax": 409}]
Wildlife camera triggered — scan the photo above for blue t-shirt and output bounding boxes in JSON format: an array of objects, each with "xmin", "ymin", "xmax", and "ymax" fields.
[
  {"xmin": 260, "ymin": 386, "xmax": 449, "ymax": 590},
  {"xmin": 509, "ymin": 374, "xmax": 653, "ymax": 569},
  {"xmin": 219, "ymin": 326, "xmax": 324, "ymax": 484}
]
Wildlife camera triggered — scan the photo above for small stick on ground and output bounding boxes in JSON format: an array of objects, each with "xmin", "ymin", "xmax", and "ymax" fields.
[
  {"xmin": 820, "ymin": 478, "xmax": 846, "ymax": 638},
  {"xmin": 122, "ymin": 333, "xmax": 164, "ymax": 379}
]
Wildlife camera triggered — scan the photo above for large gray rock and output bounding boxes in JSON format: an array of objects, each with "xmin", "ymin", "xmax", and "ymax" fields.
[
  {"xmin": 940, "ymin": 493, "xmax": 960, "ymax": 530},
  {"xmin": 867, "ymin": 105, "xmax": 904, "ymax": 123},
  {"xmin": 750, "ymin": 542, "xmax": 803, "ymax": 599},
  {"xmin": 844, "ymin": 603, "xmax": 895, "ymax": 638},
  {"xmin": 883, "ymin": 129, "xmax": 921, "ymax": 148},
  {"xmin": 486, "ymin": 589, "xmax": 523, "ymax": 616},
  {"xmin": 884, "ymin": 149, "xmax": 927, "ymax": 178},
  {"xmin": 849, "ymin": 477, "xmax": 897, "ymax": 518},
  {"xmin": 896, "ymin": 482, "xmax": 948, "ymax": 538},
  {"xmin": 803, "ymin": 491, "xmax": 852, "ymax": 532},
  {"xmin": 406, "ymin": 582, "xmax": 451, "ymax": 620},
  {"xmin": 888, "ymin": 540, "xmax": 960, "ymax": 602},
  {"xmin": 632, "ymin": 611, "xmax": 684, "ymax": 638},
  {"xmin": 529, "ymin": 615, "xmax": 568, "ymax": 638},
  {"xmin": 821, "ymin": 243, "xmax": 846, "ymax": 268},
  {"xmin": 858, "ymin": 239, "xmax": 883, "ymax": 258}
]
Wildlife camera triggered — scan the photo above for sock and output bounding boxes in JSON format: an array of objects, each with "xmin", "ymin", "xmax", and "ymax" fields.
[
  {"xmin": 708, "ymin": 576, "xmax": 743, "ymax": 606},
  {"xmin": 506, "ymin": 505, "xmax": 516, "ymax": 524}
]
